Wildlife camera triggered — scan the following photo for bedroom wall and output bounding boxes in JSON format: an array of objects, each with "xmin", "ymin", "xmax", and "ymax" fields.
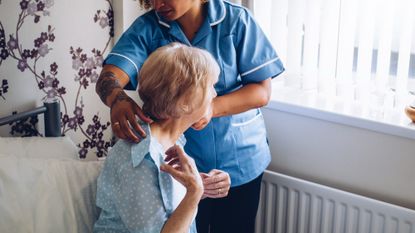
[
  {"xmin": 262, "ymin": 106, "xmax": 415, "ymax": 209},
  {"xmin": 0, "ymin": 0, "xmax": 121, "ymax": 159}
]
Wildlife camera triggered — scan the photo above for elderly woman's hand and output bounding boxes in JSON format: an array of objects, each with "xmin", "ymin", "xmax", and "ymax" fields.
[
  {"xmin": 160, "ymin": 145, "xmax": 204, "ymax": 197},
  {"xmin": 200, "ymin": 169, "xmax": 231, "ymax": 198}
]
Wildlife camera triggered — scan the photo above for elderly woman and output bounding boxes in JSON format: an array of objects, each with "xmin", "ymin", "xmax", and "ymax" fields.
[
  {"xmin": 93, "ymin": 43, "xmax": 229, "ymax": 233},
  {"xmin": 96, "ymin": 0, "xmax": 284, "ymax": 232}
]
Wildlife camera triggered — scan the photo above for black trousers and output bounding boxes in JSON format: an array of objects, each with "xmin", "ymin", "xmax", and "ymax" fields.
[{"xmin": 196, "ymin": 173, "xmax": 263, "ymax": 233}]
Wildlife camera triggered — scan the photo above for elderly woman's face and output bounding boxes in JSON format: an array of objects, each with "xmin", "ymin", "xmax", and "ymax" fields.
[
  {"xmin": 152, "ymin": 0, "xmax": 199, "ymax": 21},
  {"xmin": 190, "ymin": 76, "xmax": 217, "ymax": 123}
]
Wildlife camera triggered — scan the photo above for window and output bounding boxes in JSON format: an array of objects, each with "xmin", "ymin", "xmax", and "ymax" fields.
[{"xmin": 251, "ymin": 0, "xmax": 415, "ymax": 116}]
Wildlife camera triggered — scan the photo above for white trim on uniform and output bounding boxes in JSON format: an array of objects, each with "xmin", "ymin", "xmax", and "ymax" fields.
[
  {"xmin": 210, "ymin": 0, "xmax": 227, "ymax": 26},
  {"xmin": 231, "ymin": 112, "xmax": 262, "ymax": 127},
  {"xmin": 158, "ymin": 20, "xmax": 170, "ymax": 28},
  {"xmin": 108, "ymin": 53, "xmax": 139, "ymax": 74},
  {"xmin": 155, "ymin": 13, "xmax": 171, "ymax": 28},
  {"xmin": 240, "ymin": 57, "xmax": 280, "ymax": 77}
]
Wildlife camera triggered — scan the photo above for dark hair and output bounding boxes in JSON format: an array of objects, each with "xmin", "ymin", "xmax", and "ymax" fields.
[
  {"xmin": 138, "ymin": 0, "xmax": 152, "ymax": 10},
  {"xmin": 138, "ymin": 0, "xmax": 208, "ymax": 10}
]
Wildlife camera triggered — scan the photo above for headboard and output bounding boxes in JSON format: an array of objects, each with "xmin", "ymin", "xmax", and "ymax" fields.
[{"xmin": 0, "ymin": 99, "xmax": 61, "ymax": 137}]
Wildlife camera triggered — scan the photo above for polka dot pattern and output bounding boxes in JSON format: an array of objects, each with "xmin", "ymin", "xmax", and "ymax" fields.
[{"xmin": 93, "ymin": 124, "xmax": 196, "ymax": 233}]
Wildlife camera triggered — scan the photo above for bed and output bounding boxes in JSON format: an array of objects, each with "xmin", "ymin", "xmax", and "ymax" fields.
[{"xmin": 0, "ymin": 100, "xmax": 103, "ymax": 233}]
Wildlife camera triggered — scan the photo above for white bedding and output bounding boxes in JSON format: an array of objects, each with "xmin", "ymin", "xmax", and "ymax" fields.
[
  {"xmin": 0, "ymin": 136, "xmax": 78, "ymax": 159},
  {"xmin": 0, "ymin": 137, "xmax": 103, "ymax": 233}
]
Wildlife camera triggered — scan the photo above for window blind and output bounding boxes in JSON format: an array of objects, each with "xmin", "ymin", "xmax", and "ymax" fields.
[{"xmin": 251, "ymin": 0, "xmax": 415, "ymax": 109}]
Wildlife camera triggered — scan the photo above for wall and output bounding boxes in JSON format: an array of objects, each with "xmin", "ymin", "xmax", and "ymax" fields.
[
  {"xmin": 262, "ymin": 105, "xmax": 415, "ymax": 210},
  {"xmin": 0, "ymin": 0, "xmax": 116, "ymax": 159},
  {"xmin": 112, "ymin": 0, "xmax": 147, "ymax": 43}
]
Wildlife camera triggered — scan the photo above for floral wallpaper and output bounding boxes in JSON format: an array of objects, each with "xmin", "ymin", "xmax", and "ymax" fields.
[{"xmin": 0, "ymin": 0, "xmax": 116, "ymax": 159}]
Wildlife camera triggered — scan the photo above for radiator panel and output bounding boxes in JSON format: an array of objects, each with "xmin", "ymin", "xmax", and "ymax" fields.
[{"xmin": 255, "ymin": 171, "xmax": 415, "ymax": 233}]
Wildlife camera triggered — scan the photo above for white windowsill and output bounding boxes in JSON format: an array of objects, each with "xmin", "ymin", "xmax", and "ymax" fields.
[{"xmin": 265, "ymin": 82, "xmax": 415, "ymax": 141}]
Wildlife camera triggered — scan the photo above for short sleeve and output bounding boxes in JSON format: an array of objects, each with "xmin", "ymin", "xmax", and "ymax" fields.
[
  {"xmin": 104, "ymin": 17, "xmax": 151, "ymax": 90},
  {"xmin": 236, "ymin": 9, "xmax": 285, "ymax": 84}
]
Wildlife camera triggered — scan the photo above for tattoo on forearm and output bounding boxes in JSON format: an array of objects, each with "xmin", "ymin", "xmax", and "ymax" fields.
[
  {"xmin": 96, "ymin": 71, "xmax": 122, "ymax": 104},
  {"xmin": 110, "ymin": 91, "xmax": 136, "ymax": 109}
]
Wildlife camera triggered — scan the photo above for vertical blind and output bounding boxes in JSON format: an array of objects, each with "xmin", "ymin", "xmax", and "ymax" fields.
[{"xmin": 249, "ymin": 0, "xmax": 415, "ymax": 109}]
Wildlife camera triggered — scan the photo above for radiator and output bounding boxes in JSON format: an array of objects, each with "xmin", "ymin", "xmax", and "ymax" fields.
[{"xmin": 255, "ymin": 170, "xmax": 415, "ymax": 233}]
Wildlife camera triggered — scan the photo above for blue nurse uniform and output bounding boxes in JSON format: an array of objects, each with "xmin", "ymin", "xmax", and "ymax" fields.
[{"xmin": 104, "ymin": 0, "xmax": 285, "ymax": 187}]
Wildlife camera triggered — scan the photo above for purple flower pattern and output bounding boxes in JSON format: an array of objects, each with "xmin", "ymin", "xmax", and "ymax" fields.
[
  {"xmin": 0, "ymin": 79, "xmax": 8, "ymax": 100},
  {"xmin": 70, "ymin": 46, "xmax": 105, "ymax": 88},
  {"xmin": 78, "ymin": 114, "xmax": 115, "ymax": 158},
  {"xmin": 9, "ymin": 111, "xmax": 41, "ymax": 137},
  {"xmin": 94, "ymin": 7, "xmax": 114, "ymax": 37},
  {"xmin": 1, "ymin": 0, "xmax": 115, "ymax": 158}
]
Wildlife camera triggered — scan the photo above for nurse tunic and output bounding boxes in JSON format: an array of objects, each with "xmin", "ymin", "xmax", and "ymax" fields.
[{"xmin": 104, "ymin": 0, "xmax": 285, "ymax": 187}]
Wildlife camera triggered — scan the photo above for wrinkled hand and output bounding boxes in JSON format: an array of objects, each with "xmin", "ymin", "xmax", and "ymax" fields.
[
  {"xmin": 200, "ymin": 169, "xmax": 231, "ymax": 199},
  {"xmin": 160, "ymin": 145, "xmax": 204, "ymax": 196},
  {"xmin": 110, "ymin": 90, "xmax": 152, "ymax": 142}
]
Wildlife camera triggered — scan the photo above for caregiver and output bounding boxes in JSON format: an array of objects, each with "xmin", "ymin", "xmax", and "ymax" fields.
[{"xmin": 95, "ymin": 0, "xmax": 284, "ymax": 232}]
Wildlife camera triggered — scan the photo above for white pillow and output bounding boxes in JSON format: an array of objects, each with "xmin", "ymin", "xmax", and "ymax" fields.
[
  {"xmin": 0, "ymin": 154, "xmax": 103, "ymax": 233},
  {"xmin": 0, "ymin": 136, "xmax": 78, "ymax": 159}
]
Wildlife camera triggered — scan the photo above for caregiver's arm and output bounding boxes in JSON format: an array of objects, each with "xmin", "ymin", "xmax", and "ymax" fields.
[
  {"xmin": 192, "ymin": 78, "xmax": 271, "ymax": 130},
  {"xmin": 95, "ymin": 65, "xmax": 151, "ymax": 142},
  {"xmin": 160, "ymin": 146, "xmax": 203, "ymax": 233},
  {"xmin": 213, "ymin": 78, "xmax": 271, "ymax": 117}
]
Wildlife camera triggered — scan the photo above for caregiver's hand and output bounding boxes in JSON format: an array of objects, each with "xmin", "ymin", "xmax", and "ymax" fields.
[
  {"xmin": 110, "ymin": 90, "xmax": 152, "ymax": 143},
  {"xmin": 161, "ymin": 145, "xmax": 204, "ymax": 196},
  {"xmin": 96, "ymin": 64, "xmax": 152, "ymax": 143},
  {"xmin": 201, "ymin": 169, "xmax": 231, "ymax": 198}
]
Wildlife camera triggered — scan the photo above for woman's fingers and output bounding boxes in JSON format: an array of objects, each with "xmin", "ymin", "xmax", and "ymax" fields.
[
  {"xmin": 111, "ymin": 120, "xmax": 127, "ymax": 140},
  {"xmin": 168, "ymin": 145, "xmax": 190, "ymax": 164},
  {"xmin": 161, "ymin": 146, "xmax": 203, "ymax": 195},
  {"xmin": 164, "ymin": 147, "xmax": 179, "ymax": 161},
  {"xmin": 207, "ymin": 169, "xmax": 223, "ymax": 176},
  {"xmin": 203, "ymin": 183, "xmax": 229, "ymax": 198},
  {"xmin": 201, "ymin": 169, "xmax": 231, "ymax": 199},
  {"xmin": 160, "ymin": 164, "xmax": 181, "ymax": 179},
  {"xmin": 111, "ymin": 107, "xmax": 140, "ymax": 142},
  {"xmin": 165, "ymin": 145, "xmax": 178, "ymax": 156},
  {"xmin": 134, "ymin": 104, "xmax": 153, "ymax": 123},
  {"xmin": 199, "ymin": 172, "xmax": 210, "ymax": 179},
  {"xmin": 164, "ymin": 146, "xmax": 190, "ymax": 172},
  {"xmin": 203, "ymin": 181, "xmax": 228, "ymax": 190},
  {"xmin": 118, "ymin": 118, "xmax": 140, "ymax": 142},
  {"xmin": 164, "ymin": 154, "xmax": 176, "ymax": 163},
  {"xmin": 164, "ymin": 145, "xmax": 193, "ymax": 173},
  {"xmin": 167, "ymin": 158, "xmax": 180, "ymax": 167},
  {"xmin": 110, "ymin": 95, "xmax": 151, "ymax": 142},
  {"xmin": 203, "ymin": 189, "xmax": 228, "ymax": 198},
  {"xmin": 203, "ymin": 171, "xmax": 229, "ymax": 185},
  {"xmin": 126, "ymin": 111, "xmax": 146, "ymax": 139}
]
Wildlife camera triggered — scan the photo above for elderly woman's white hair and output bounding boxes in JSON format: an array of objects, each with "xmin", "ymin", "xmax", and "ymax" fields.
[{"xmin": 138, "ymin": 42, "xmax": 220, "ymax": 121}]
